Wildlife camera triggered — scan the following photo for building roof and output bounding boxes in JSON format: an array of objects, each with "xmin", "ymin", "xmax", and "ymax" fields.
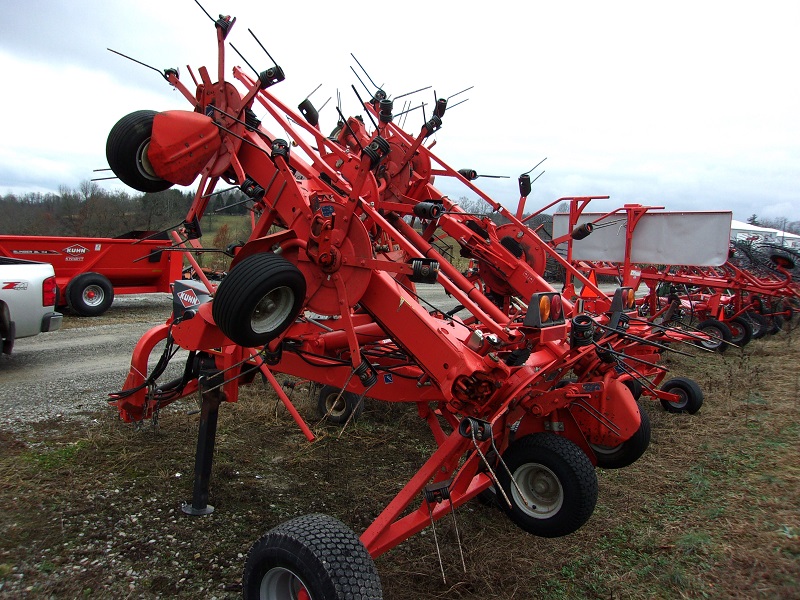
[{"xmin": 731, "ymin": 219, "xmax": 800, "ymax": 239}]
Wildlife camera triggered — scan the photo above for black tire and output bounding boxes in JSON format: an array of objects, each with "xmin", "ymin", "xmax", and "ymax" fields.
[
  {"xmin": 623, "ymin": 378, "xmax": 643, "ymax": 400},
  {"xmin": 695, "ymin": 318, "xmax": 732, "ymax": 353},
  {"xmin": 727, "ymin": 317, "xmax": 753, "ymax": 347},
  {"xmin": 106, "ymin": 110, "xmax": 173, "ymax": 193},
  {"xmin": 767, "ymin": 314, "xmax": 784, "ymax": 335},
  {"xmin": 497, "ymin": 433, "xmax": 598, "ymax": 538},
  {"xmin": 317, "ymin": 385, "xmax": 364, "ymax": 424},
  {"xmin": 590, "ymin": 408, "xmax": 651, "ymax": 469},
  {"xmin": 243, "ymin": 513, "xmax": 382, "ymax": 600},
  {"xmin": 745, "ymin": 311, "xmax": 769, "ymax": 339},
  {"xmin": 66, "ymin": 273, "xmax": 114, "ymax": 317},
  {"xmin": 212, "ymin": 253, "xmax": 306, "ymax": 347},
  {"xmin": 660, "ymin": 377, "xmax": 704, "ymax": 414}
]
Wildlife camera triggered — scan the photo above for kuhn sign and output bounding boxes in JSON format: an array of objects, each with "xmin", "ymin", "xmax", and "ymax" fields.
[{"xmin": 63, "ymin": 244, "xmax": 89, "ymax": 257}]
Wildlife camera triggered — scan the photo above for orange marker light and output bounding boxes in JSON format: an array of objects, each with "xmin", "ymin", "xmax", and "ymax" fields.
[{"xmin": 539, "ymin": 295, "xmax": 551, "ymax": 322}]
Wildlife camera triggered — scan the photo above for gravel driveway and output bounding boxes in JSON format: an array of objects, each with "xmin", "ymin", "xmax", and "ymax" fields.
[
  {"xmin": 0, "ymin": 295, "xmax": 174, "ymax": 432},
  {"xmin": 2, "ymin": 280, "xmax": 607, "ymax": 431}
]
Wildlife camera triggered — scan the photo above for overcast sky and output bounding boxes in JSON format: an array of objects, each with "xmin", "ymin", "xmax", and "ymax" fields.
[{"xmin": 1, "ymin": 1, "xmax": 798, "ymax": 224}]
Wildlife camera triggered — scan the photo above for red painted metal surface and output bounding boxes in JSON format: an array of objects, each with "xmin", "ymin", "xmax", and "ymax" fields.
[
  {"xmin": 104, "ymin": 13, "xmax": 713, "ymax": 573},
  {"xmin": 0, "ymin": 232, "xmax": 182, "ymax": 303}
]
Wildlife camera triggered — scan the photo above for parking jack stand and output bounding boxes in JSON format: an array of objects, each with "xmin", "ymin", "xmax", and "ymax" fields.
[{"xmin": 182, "ymin": 374, "xmax": 224, "ymax": 516}]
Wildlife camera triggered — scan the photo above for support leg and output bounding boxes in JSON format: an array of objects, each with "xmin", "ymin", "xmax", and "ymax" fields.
[{"xmin": 182, "ymin": 377, "xmax": 224, "ymax": 516}]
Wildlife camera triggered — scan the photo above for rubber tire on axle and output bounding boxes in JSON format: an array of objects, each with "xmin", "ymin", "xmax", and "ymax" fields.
[
  {"xmin": 212, "ymin": 253, "xmax": 306, "ymax": 348},
  {"xmin": 695, "ymin": 318, "xmax": 732, "ymax": 353},
  {"xmin": 65, "ymin": 272, "xmax": 114, "ymax": 317},
  {"xmin": 590, "ymin": 408, "xmax": 651, "ymax": 469},
  {"xmin": 727, "ymin": 316, "xmax": 753, "ymax": 347},
  {"xmin": 317, "ymin": 385, "xmax": 364, "ymax": 424},
  {"xmin": 497, "ymin": 433, "xmax": 598, "ymax": 538},
  {"xmin": 106, "ymin": 110, "xmax": 174, "ymax": 193},
  {"xmin": 242, "ymin": 513, "xmax": 383, "ymax": 600},
  {"xmin": 767, "ymin": 314, "xmax": 784, "ymax": 335},
  {"xmin": 622, "ymin": 378, "xmax": 644, "ymax": 401},
  {"xmin": 659, "ymin": 376, "xmax": 704, "ymax": 414},
  {"xmin": 745, "ymin": 311, "xmax": 769, "ymax": 339}
]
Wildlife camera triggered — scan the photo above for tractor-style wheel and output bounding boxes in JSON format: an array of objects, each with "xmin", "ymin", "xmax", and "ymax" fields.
[
  {"xmin": 106, "ymin": 110, "xmax": 173, "ymax": 193},
  {"xmin": 243, "ymin": 513, "xmax": 383, "ymax": 600},
  {"xmin": 660, "ymin": 377, "xmax": 703, "ymax": 414},
  {"xmin": 695, "ymin": 318, "xmax": 732, "ymax": 353},
  {"xmin": 745, "ymin": 311, "xmax": 769, "ymax": 339},
  {"xmin": 212, "ymin": 253, "xmax": 306, "ymax": 348},
  {"xmin": 66, "ymin": 272, "xmax": 114, "ymax": 317},
  {"xmin": 497, "ymin": 433, "xmax": 598, "ymax": 538},
  {"xmin": 590, "ymin": 408, "xmax": 651, "ymax": 469},
  {"xmin": 767, "ymin": 314, "xmax": 784, "ymax": 335},
  {"xmin": 727, "ymin": 317, "xmax": 753, "ymax": 347},
  {"xmin": 623, "ymin": 378, "xmax": 643, "ymax": 400},
  {"xmin": 317, "ymin": 385, "xmax": 364, "ymax": 424}
]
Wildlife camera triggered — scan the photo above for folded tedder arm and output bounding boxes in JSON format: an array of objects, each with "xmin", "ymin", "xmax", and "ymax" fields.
[{"xmin": 102, "ymin": 10, "xmax": 703, "ymax": 598}]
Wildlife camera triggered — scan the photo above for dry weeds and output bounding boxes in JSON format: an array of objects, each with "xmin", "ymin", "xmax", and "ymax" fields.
[{"xmin": 1, "ymin": 330, "xmax": 798, "ymax": 599}]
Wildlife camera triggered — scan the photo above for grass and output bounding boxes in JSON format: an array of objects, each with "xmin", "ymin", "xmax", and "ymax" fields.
[{"xmin": 1, "ymin": 331, "xmax": 799, "ymax": 598}]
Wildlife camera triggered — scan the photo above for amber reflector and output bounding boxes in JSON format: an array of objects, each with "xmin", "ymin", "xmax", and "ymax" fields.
[{"xmin": 539, "ymin": 295, "xmax": 551, "ymax": 322}]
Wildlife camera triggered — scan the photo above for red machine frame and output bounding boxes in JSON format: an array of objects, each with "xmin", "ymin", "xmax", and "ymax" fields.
[{"xmin": 104, "ymin": 11, "xmax": 713, "ymax": 598}]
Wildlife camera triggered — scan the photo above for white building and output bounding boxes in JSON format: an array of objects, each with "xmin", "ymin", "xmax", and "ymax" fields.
[{"xmin": 730, "ymin": 220, "xmax": 800, "ymax": 249}]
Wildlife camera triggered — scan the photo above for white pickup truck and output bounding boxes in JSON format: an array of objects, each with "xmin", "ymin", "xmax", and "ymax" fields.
[{"xmin": 0, "ymin": 257, "xmax": 63, "ymax": 355}]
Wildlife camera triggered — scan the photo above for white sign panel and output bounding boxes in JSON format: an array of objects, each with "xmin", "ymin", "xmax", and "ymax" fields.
[{"xmin": 552, "ymin": 211, "xmax": 732, "ymax": 266}]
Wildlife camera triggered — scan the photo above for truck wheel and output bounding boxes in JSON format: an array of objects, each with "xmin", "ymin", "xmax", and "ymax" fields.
[
  {"xmin": 66, "ymin": 273, "xmax": 114, "ymax": 317},
  {"xmin": 107, "ymin": 110, "xmax": 173, "ymax": 193},
  {"xmin": 660, "ymin": 377, "xmax": 703, "ymax": 414},
  {"xmin": 242, "ymin": 513, "xmax": 383, "ymax": 600},
  {"xmin": 695, "ymin": 318, "xmax": 732, "ymax": 353},
  {"xmin": 212, "ymin": 253, "xmax": 306, "ymax": 347},
  {"xmin": 497, "ymin": 433, "xmax": 598, "ymax": 538},
  {"xmin": 745, "ymin": 311, "xmax": 768, "ymax": 339},
  {"xmin": 317, "ymin": 385, "xmax": 363, "ymax": 424},
  {"xmin": 590, "ymin": 409, "xmax": 651, "ymax": 469},
  {"xmin": 727, "ymin": 317, "xmax": 753, "ymax": 347}
]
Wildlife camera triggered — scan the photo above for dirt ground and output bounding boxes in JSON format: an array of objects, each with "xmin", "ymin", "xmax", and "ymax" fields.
[{"xmin": 0, "ymin": 306, "xmax": 798, "ymax": 599}]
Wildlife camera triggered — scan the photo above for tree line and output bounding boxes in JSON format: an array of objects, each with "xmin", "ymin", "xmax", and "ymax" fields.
[
  {"xmin": 746, "ymin": 214, "xmax": 800, "ymax": 235},
  {"xmin": 0, "ymin": 182, "xmax": 250, "ymax": 238}
]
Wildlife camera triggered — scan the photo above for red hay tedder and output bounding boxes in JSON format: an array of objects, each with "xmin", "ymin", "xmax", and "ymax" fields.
[
  {"xmin": 548, "ymin": 201, "xmax": 800, "ymax": 351},
  {"xmin": 104, "ymin": 8, "xmax": 742, "ymax": 599}
]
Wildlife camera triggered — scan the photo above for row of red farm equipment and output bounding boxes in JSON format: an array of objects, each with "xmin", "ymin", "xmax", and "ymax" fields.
[{"xmin": 73, "ymin": 7, "xmax": 800, "ymax": 599}]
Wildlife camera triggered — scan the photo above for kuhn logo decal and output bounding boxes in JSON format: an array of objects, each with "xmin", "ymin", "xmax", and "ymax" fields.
[
  {"xmin": 2, "ymin": 281, "xmax": 29, "ymax": 291},
  {"xmin": 64, "ymin": 244, "xmax": 89, "ymax": 256},
  {"xmin": 177, "ymin": 289, "xmax": 199, "ymax": 308}
]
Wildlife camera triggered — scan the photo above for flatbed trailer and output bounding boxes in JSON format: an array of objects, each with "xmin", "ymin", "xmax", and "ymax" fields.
[{"xmin": 0, "ymin": 231, "xmax": 182, "ymax": 316}]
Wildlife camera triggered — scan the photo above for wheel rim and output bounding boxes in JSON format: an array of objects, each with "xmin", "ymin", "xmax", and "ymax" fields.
[
  {"xmin": 136, "ymin": 139, "xmax": 160, "ymax": 181},
  {"xmin": 589, "ymin": 442, "xmax": 620, "ymax": 456},
  {"xmin": 251, "ymin": 286, "xmax": 295, "ymax": 334},
  {"xmin": 746, "ymin": 315, "xmax": 763, "ymax": 336},
  {"xmin": 699, "ymin": 326, "xmax": 723, "ymax": 349},
  {"xmin": 666, "ymin": 387, "xmax": 688, "ymax": 409},
  {"xmin": 324, "ymin": 392, "xmax": 347, "ymax": 419},
  {"xmin": 728, "ymin": 322, "xmax": 745, "ymax": 343},
  {"xmin": 511, "ymin": 463, "xmax": 564, "ymax": 519},
  {"xmin": 259, "ymin": 566, "xmax": 312, "ymax": 600},
  {"xmin": 82, "ymin": 285, "xmax": 105, "ymax": 307}
]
